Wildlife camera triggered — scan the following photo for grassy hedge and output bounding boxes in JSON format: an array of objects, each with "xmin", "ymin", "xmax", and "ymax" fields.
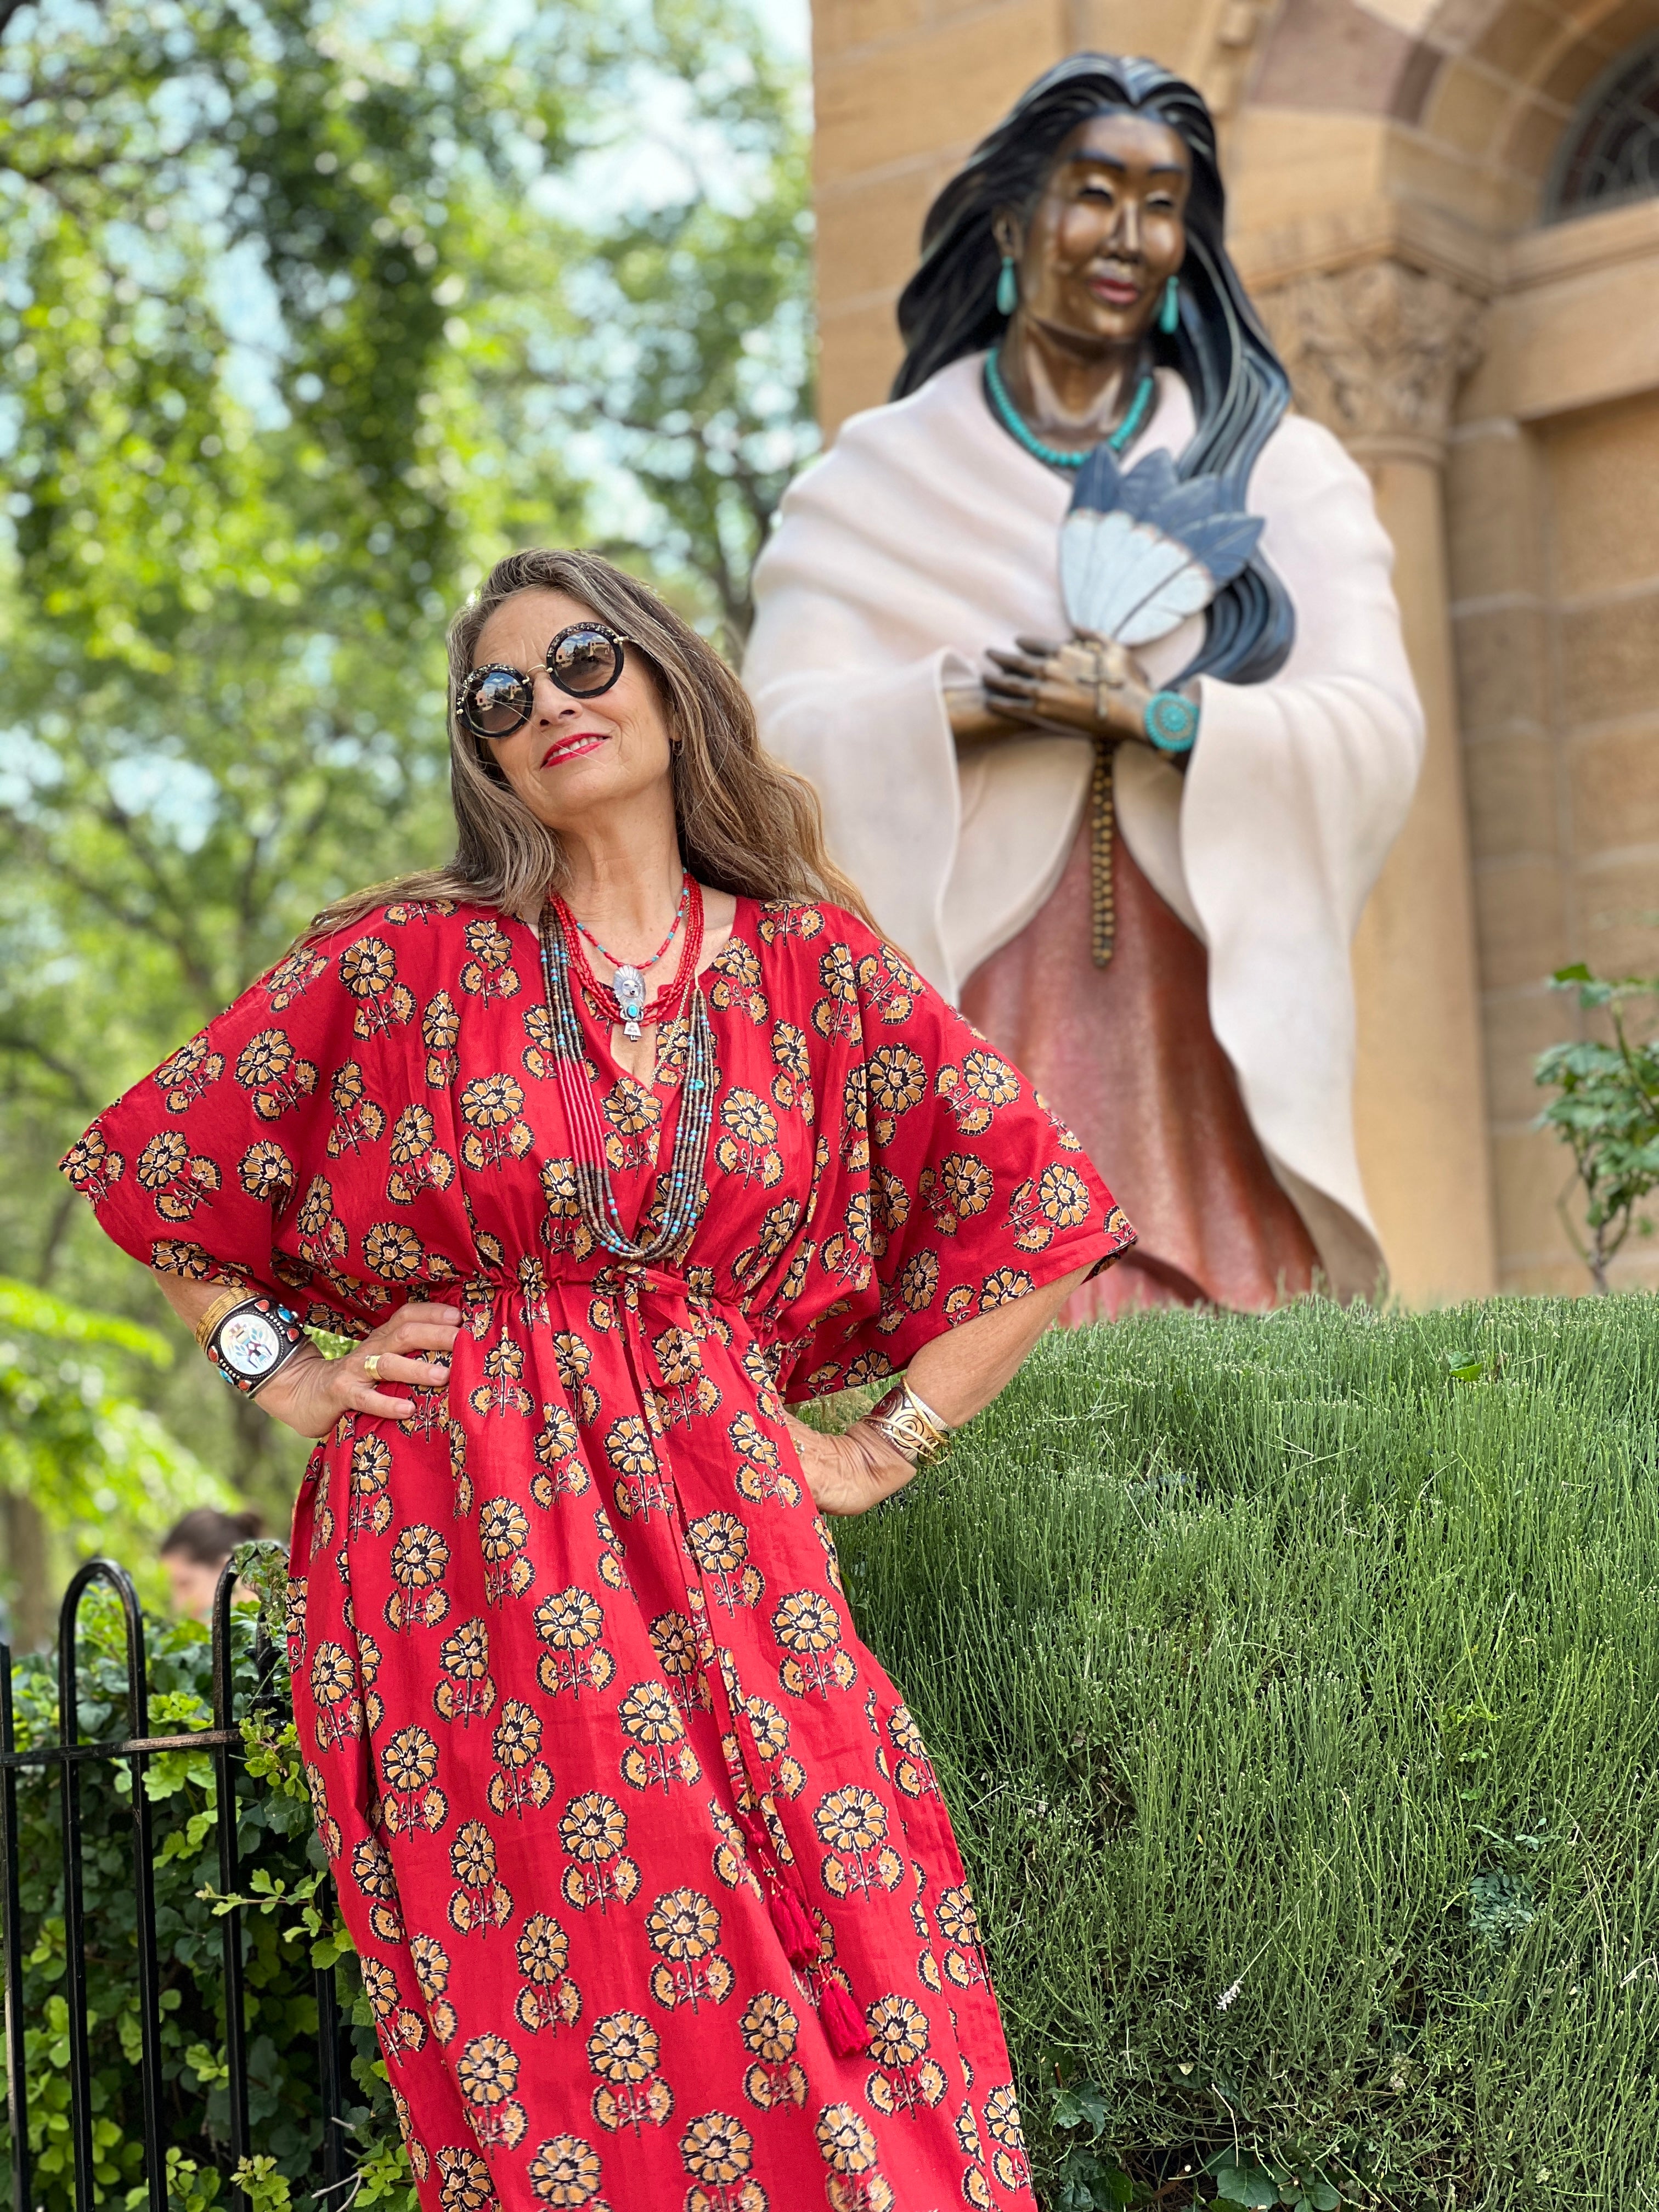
[{"xmin": 836, "ymin": 1294, "xmax": 1659, "ymax": 2209}]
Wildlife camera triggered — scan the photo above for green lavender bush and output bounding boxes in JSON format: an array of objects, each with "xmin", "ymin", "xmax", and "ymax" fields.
[{"xmin": 838, "ymin": 1293, "xmax": 1659, "ymax": 2209}]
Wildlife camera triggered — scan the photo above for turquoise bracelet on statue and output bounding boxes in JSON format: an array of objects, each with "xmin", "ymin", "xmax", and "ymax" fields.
[{"xmin": 1144, "ymin": 688, "xmax": 1199, "ymax": 757}]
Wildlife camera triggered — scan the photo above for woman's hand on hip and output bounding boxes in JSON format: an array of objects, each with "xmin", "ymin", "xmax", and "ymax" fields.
[
  {"xmin": 785, "ymin": 1414, "xmax": 916, "ymax": 1518},
  {"xmin": 255, "ymin": 1302, "xmax": 463, "ymax": 1440}
]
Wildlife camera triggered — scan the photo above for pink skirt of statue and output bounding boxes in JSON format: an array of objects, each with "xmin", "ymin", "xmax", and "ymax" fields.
[{"xmin": 960, "ymin": 817, "xmax": 1319, "ymax": 1322}]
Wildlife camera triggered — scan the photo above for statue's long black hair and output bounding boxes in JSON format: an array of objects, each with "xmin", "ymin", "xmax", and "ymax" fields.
[{"xmin": 893, "ymin": 53, "xmax": 1295, "ymax": 684}]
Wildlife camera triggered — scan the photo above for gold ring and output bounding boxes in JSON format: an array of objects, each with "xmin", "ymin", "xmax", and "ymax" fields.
[{"xmin": 363, "ymin": 1353, "xmax": 381, "ymax": 1381}]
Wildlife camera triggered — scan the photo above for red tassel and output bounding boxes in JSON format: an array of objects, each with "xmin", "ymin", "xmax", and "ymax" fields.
[
  {"xmin": 817, "ymin": 1977, "xmax": 867, "ymax": 2059},
  {"xmin": 767, "ymin": 1881, "xmax": 822, "ymax": 1968}
]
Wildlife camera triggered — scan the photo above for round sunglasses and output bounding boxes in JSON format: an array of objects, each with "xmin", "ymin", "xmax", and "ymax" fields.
[{"xmin": 458, "ymin": 622, "xmax": 634, "ymax": 739}]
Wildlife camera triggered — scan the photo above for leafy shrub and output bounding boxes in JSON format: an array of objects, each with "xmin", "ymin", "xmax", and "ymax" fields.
[
  {"xmin": 0, "ymin": 1575, "xmax": 409, "ymax": 2210},
  {"xmin": 838, "ymin": 1294, "xmax": 1659, "ymax": 2208},
  {"xmin": 1535, "ymin": 966, "xmax": 1659, "ymax": 1292}
]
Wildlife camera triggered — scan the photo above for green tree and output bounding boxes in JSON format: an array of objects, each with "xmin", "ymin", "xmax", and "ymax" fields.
[
  {"xmin": 0, "ymin": 0, "xmax": 813, "ymax": 1542},
  {"xmin": 544, "ymin": 2, "xmax": 818, "ymax": 644},
  {"xmin": 0, "ymin": 0, "xmax": 588, "ymax": 1503},
  {"xmin": 0, "ymin": 1275, "xmax": 229, "ymax": 1642}
]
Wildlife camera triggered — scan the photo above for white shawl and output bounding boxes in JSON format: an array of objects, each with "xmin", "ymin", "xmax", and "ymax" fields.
[{"xmin": 743, "ymin": 356, "xmax": 1424, "ymax": 1301}]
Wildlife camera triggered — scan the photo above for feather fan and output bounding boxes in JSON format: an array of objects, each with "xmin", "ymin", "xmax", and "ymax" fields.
[{"xmin": 1060, "ymin": 444, "xmax": 1264, "ymax": 648}]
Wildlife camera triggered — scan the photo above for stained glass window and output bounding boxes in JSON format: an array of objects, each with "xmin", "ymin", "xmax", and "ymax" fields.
[{"xmin": 1547, "ymin": 37, "xmax": 1659, "ymax": 221}]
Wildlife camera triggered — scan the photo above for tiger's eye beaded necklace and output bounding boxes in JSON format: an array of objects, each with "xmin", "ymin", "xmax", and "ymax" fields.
[{"xmin": 537, "ymin": 890, "xmax": 716, "ymax": 1263}]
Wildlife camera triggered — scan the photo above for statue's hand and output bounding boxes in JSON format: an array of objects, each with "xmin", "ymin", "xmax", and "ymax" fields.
[
  {"xmin": 944, "ymin": 680, "xmax": 1031, "ymax": 749},
  {"xmin": 984, "ymin": 633, "xmax": 1152, "ymax": 743}
]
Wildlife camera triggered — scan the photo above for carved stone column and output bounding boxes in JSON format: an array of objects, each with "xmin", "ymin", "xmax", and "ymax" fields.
[
  {"xmin": 1261, "ymin": 261, "xmax": 1487, "ymax": 465},
  {"xmin": 1259, "ymin": 259, "xmax": 1498, "ymax": 1305}
]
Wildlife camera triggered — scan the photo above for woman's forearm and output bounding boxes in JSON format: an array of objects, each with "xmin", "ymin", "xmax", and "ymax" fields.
[
  {"xmin": 786, "ymin": 1262, "xmax": 1092, "ymax": 1516},
  {"xmin": 153, "ymin": 1271, "xmax": 256, "ymax": 1337},
  {"xmin": 901, "ymin": 1262, "xmax": 1091, "ymax": 1426},
  {"xmin": 146, "ymin": 1267, "xmax": 460, "ymax": 1438}
]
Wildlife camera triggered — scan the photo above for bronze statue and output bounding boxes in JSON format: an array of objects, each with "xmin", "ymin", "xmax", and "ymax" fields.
[{"xmin": 747, "ymin": 57, "xmax": 1424, "ymax": 1314}]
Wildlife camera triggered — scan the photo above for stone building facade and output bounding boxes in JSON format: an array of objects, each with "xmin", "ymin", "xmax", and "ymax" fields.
[{"xmin": 808, "ymin": 0, "xmax": 1659, "ymax": 1302}]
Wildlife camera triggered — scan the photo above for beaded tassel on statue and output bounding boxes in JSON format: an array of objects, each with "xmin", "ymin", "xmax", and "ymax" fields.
[{"xmin": 1090, "ymin": 738, "xmax": 1116, "ymax": 968}]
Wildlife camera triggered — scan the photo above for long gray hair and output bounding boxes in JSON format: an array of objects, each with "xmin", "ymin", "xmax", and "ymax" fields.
[{"xmin": 304, "ymin": 548, "xmax": 874, "ymax": 939}]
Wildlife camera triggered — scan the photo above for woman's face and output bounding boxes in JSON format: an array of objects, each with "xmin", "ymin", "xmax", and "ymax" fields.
[
  {"xmin": 999, "ymin": 111, "xmax": 1190, "ymax": 348},
  {"xmin": 469, "ymin": 587, "xmax": 675, "ymax": 834}
]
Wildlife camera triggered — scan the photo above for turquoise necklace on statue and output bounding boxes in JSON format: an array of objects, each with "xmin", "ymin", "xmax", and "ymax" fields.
[{"xmin": 984, "ymin": 347, "xmax": 1155, "ymax": 472}]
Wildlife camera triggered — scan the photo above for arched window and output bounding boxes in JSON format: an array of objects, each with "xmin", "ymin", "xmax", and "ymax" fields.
[{"xmin": 1547, "ymin": 36, "xmax": 1659, "ymax": 221}]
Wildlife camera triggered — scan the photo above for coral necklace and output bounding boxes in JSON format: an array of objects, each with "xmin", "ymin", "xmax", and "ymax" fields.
[{"xmin": 555, "ymin": 874, "xmax": 703, "ymax": 1042}]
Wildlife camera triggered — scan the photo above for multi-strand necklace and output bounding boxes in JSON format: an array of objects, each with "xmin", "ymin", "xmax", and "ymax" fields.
[
  {"xmin": 537, "ymin": 881, "xmax": 716, "ymax": 1263},
  {"xmin": 564, "ymin": 879, "xmax": 691, "ymax": 1041}
]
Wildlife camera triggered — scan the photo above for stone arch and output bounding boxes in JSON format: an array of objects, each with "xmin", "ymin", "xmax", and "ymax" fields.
[
  {"xmin": 1397, "ymin": 0, "xmax": 1659, "ymax": 229},
  {"xmin": 1246, "ymin": 0, "xmax": 1659, "ymax": 234}
]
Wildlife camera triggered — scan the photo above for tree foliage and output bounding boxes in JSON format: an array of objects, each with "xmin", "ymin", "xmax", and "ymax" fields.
[
  {"xmin": 0, "ymin": 1274, "xmax": 228, "ymax": 1581},
  {"xmin": 545, "ymin": 4, "xmax": 817, "ymax": 642},
  {"xmin": 0, "ymin": 0, "xmax": 812, "ymax": 1538}
]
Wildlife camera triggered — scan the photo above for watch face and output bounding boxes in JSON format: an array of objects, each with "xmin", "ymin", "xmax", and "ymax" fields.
[{"xmin": 219, "ymin": 1310, "xmax": 284, "ymax": 1378}]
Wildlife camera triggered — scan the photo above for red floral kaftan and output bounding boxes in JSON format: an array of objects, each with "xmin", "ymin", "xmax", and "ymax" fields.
[{"xmin": 66, "ymin": 895, "xmax": 1134, "ymax": 2212}]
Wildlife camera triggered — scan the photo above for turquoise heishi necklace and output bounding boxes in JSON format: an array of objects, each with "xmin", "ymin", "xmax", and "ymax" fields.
[{"xmin": 984, "ymin": 348, "xmax": 1155, "ymax": 471}]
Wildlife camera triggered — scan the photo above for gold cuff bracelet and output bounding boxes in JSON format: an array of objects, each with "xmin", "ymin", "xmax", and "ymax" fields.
[
  {"xmin": 865, "ymin": 1379, "xmax": 954, "ymax": 1466},
  {"xmin": 193, "ymin": 1286, "xmax": 249, "ymax": 1350}
]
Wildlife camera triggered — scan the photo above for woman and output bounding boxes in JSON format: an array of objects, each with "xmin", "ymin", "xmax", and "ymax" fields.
[
  {"xmin": 64, "ymin": 549, "xmax": 1133, "ymax": 2212},
  {"xmin": 745, "ymin": 55, "xmax": 1424, "ymax": 1316}
]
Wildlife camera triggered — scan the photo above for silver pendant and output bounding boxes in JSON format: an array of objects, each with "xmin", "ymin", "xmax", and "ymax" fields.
[{"xmin": 613, "ymin": 961, "xmax": 648, "ymax": 1043}]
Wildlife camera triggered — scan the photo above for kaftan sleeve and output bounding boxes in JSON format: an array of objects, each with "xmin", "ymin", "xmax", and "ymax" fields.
[
  {"xmin": 772, "ymin": 913, "xmax": 1135, "ymax": 1401},
  {"xmin": 59, "ymin": 919, "xmax": 433, "ymax": 1333}
]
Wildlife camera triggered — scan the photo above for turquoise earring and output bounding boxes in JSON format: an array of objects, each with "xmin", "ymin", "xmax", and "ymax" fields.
[
  {"xmin": 996, "ymin": 253, "xmax": 1018, "ymax": 317},
  {"xmin": 1159, "ymin": 274, "xmax": 1180, "ymax": 334}
]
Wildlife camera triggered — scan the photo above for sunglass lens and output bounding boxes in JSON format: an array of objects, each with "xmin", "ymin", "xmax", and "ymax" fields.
[
  {"xmin": 550, "ymin": 627, "xmax": 621, "ymax": 695},
  {"xmin": 467, "ymin": 667, "xmax": 533, "ymax": 735}
]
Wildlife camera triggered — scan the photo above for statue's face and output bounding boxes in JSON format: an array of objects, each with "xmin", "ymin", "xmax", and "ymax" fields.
[{"xmin": 998, "ymin": 111, "xmax": 1190, "ymax": 347}]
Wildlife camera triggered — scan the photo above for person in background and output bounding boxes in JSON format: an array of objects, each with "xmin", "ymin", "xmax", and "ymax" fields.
[{"xmin": 159, "ymin": 1506, "xmax": 263, "ymax": 1620}]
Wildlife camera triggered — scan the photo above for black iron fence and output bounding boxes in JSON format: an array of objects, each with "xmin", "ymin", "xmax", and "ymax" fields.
[{"xmin": 0, "ymin": 1552, "xmax": 347, "ymax": 2212}]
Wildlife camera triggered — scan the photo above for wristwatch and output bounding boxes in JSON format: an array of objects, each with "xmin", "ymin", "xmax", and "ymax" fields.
[{"xmin": 204, "ymin": 1295, "xmax": 307, "ymax": 1396}]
